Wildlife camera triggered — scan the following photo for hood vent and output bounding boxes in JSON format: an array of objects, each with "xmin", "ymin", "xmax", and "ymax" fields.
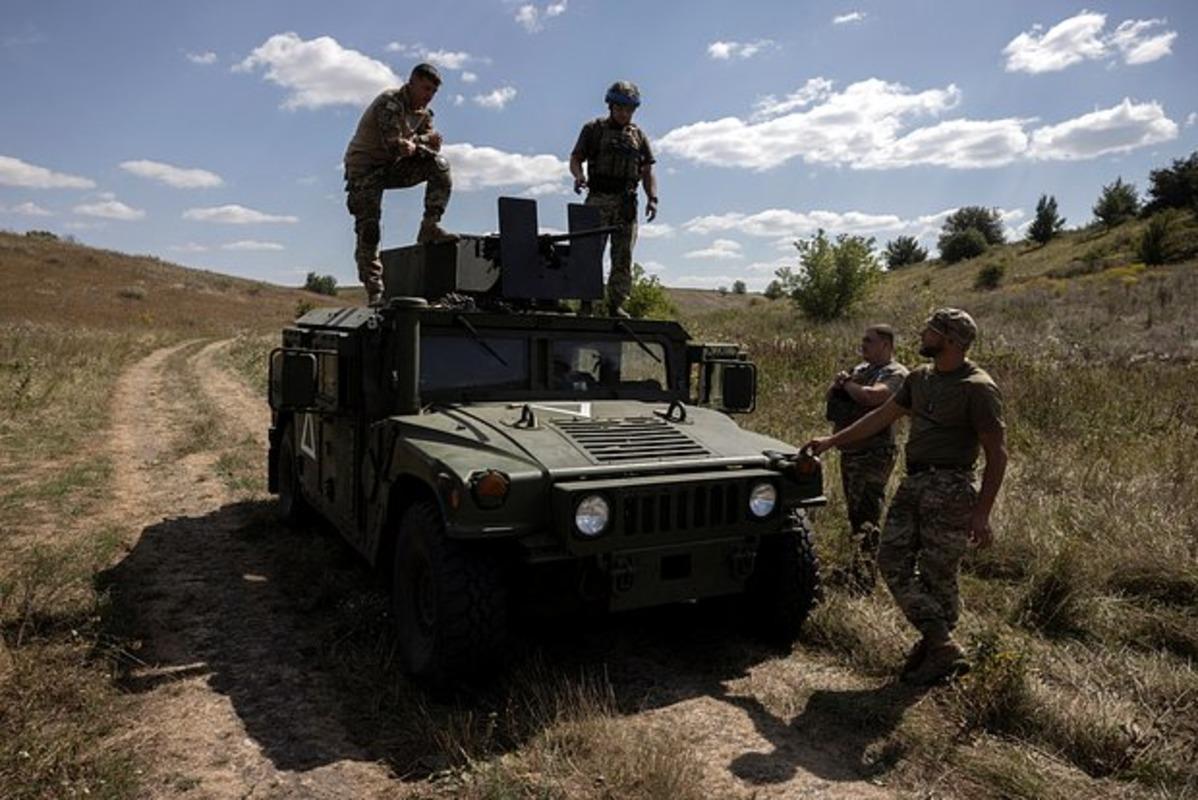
[{"xmin": 554, "ymin": 417, "xmax": 710, "ymax": 463}]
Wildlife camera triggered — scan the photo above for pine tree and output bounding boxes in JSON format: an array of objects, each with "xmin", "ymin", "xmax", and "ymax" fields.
[
  {"xmin": 1026, "ymin": 194, "xmax": 1065, "ymax": 245},
  {"xmin": 1092, "ymin": 178, "xmax": 1140, "ymax": 229}
]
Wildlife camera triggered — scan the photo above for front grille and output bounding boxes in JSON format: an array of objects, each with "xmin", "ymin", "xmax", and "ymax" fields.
[
  {"xmin": 621, "ymin": 481, "xmax": 743, "ymax": 536},
  {"xmin": 555, "ymin": 417, "xmax": 710, "ymax": 463}
]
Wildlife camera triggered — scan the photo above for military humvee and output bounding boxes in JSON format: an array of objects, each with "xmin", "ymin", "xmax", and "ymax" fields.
[{"xmin": 268, "ymin": 198, "xmax": 825, "ymax": 678}]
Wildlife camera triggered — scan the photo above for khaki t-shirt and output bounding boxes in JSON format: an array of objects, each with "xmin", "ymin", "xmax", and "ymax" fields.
[
  {"xmin": 894, "ymin": 360, "xmax": 1004, "ymax": 467},
  {"xmin": 837, "ymin": 359, "xmax": 908, "ymax": 451}
]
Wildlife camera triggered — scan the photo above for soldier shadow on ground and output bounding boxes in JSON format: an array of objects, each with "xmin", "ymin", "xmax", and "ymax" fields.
[{"xmin": 98, "ymin": 500, "xmax": 920, "ymax": 785}]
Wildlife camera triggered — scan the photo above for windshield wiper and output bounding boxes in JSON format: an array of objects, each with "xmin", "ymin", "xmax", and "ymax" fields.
[
  {"xmin": 615, "ymin": 320, "xmax": 663, "ymax": 364},
  {"xmin": 454, "ymin": 314, "xmax": 509, "ymax": 367}
]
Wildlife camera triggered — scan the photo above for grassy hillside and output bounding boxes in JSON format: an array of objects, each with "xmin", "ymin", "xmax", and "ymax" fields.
[{"xmin": 2, "ymin": 220, "xmax": 1196, "ymax": 798}]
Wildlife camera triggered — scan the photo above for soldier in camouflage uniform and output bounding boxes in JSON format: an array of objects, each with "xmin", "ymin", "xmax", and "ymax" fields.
[
  {"xmin": 825, "ymin": 325, "xmax": 908, "ymax": 592},
  {"xmin": 806, "ymin": 309, "xmax": 1008, "ymax": 685},
  {"xmin": 569, "ymin": 81, "xmax": 659, "ymax": 317},
  {"xmin": 344, "ymin": 63, "xmax": 456, "ymax": 304}
]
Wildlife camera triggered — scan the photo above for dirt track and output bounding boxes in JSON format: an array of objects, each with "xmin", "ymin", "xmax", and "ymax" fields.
[{"xmin": 101, "ymin": 340, "xmax": 908, "ymax": 799}]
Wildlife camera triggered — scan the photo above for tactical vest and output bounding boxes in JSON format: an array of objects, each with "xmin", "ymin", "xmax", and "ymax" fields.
[{"xmin": 588, "ymin": 121, "xmax": 644, "ymax": 194}]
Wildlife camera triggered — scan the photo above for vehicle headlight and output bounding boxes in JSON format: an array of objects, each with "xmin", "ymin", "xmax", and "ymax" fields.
[
  {"xmin": 574, "ymin": 494, "xmax": 610, "ymax": 537},
  {"xmin": 748, "ymin": 482, "xmax": 777, "ymax": 518}
]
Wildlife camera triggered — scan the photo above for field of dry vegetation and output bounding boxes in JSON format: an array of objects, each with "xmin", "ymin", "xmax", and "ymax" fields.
[{"xmin": 1, "ymin": 219, "xmax": 1196, "ymax": 799}]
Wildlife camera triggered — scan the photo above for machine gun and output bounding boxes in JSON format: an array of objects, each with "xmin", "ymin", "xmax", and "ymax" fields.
[{"xmin": 381, "ymin": 197, "xmax": 617, "ymax": 304}]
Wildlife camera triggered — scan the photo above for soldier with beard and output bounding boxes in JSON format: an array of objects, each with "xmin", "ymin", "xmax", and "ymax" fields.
[{"xmin": 805, "ymin": 308, "xmax": 1007, "ymax": 685}]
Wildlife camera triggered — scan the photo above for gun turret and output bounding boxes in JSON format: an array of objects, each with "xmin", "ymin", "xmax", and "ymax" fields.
[{"xmin": 381, "ymin": 197, "xmax": 614, "ymax": 303}]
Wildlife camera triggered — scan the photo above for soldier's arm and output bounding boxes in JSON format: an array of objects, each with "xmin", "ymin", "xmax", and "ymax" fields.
[
  {"xmin": 842, "ymin": 380, "xmax": 892, "ymax": 407},
  {"xmin": 641, "ymin": 163, "xmax": 658, "ymax": 221},
  {"xmin": 805, "ymin": 396, "xmax": 907, "ymax": 455},
  {"xmin": 377, "ymin": 97, "xmax": 417, "ymax": 159},
  {"xmin": 970, "ymin": 428, "xmax": 1008, "ymax": 548},
  {"xmin": 417, "ymin": 122, "xmax": 443, "ymax": 152}
]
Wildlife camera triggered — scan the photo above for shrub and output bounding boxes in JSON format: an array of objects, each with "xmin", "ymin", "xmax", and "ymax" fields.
[
  {"xmin": 303, "ymin": 271, "xmax": 338, "ymax": 296},
  {"xmin": 884, "ymin": 235, "xmax": 928, "ymax": 269},
  {"xmin": 775, "ymin": 229, "xmax": 881, "ymax": 321},
  {"xmin": 1026, "ymin": 194, "xmax": 1065, "ymax": 245},
  {"xmin": 974, "ymin": 262, "xmax": 1006, "ymax": 291},
  {"xmin": 939, "ymin": 229, "xmax": 988, "ymax": 264},
  {"xmin": 1143, "ymin": 150, "xmax": 1198, "ymax": 215},
  {"xmin": 762, "ymin": 279, "xmax": 784, "ymax": 300},
  {"xmin": 941, "ymin": 206, "xmax": 1006, "ymax": 245},
  {"xmin": 731, "ymin": 279, "xmax": 747, "ymax": 295},
  {"xmin": 1092, "ymin": 177, "xmax": 1140, "ymax": 229},
  {"xmin": 624, "ymin": 262, "xmax": 677, "ymax": 319},
  {"xmin": 24, "ymin": 230, "xmax": 58, "ymax": 241},
  {"xmin": 295, "ymin": 299, "xmax": 315, "ymax": 318},
  {"xmin": 1138, "ymin": 212, "xmax": 1177, "ymax": 266},
  {"xmin": 117, "ymin": 286, "xmax": 147, "ymax": 301}
]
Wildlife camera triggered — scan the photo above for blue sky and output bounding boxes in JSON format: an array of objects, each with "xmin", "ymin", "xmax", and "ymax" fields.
[{"xmin": 2, "ymin": 1, "xmax": 1195, "ymax": 290}]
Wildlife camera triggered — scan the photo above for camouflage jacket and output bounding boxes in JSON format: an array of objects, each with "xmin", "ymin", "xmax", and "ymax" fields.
[
  {"xmin": 571, "ymin": 117, "xmax": 654, "ymax": 194},
  {"xmin": 344, "ymin": 85, "xmax": 438, "ymax": 177}
]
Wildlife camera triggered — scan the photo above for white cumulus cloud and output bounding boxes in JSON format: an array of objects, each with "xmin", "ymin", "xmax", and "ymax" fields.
[
  {"xmin": 684, "ymin": 209, "xmax": 907, "ymax": 238},
  {"xmin": 684, "ymin": 239, "xmax": 743, "ymax": 260},
  {"xmin": 2, "ymin": 201, "xmax": 52, "ymax": 216},
  {"xmin": 440, "ymin": 143, "xmax": 569, "ymax": 192},
  {"xmin": 186, "ymin": 51, "xmax": 217, "ymax": 65},
  {"xmin": 222, "ymin": 240, "xmax": 285, "ymax": 251},
  {"xmin": 0, "ymin": 155, "xmax": 95, "ymax": 189},
  {"xmin": 120, "ymin": 159, "xmax": 224, "ymax": 188},
  {"xmin": 832, "ymin": 12, "xmax": 866, "ymax": 25},
  {"xmin": 170, "ymin": 242, "xmax": 209, "ymax": 253},
  {"xmin": 516, "ymin": 1, "xmax": 567, "ymax": 33},
  {"xmin": 183, "ymin": 205, "xmax": 299, "ymax": 224},
  {"xmin": 1186, "ymin": 112, "xmax": 1197, "ymax": 128},
  {"xmin": 74, "ymin": 199, "xmax": 145, "ymax": 221},
  {"xmin": 660, "ymin": 79, "xmax": 1176, "ymax": 170},
  {"xmin": 1003, "ymin": 11, "xmax": 1177, "ymax": 73},
  {"xmin": 1029, "ymin": 99, "xmax": 1178, "ymax": 161},
  {"xmin": 461, "ymin": 71, "xmax": 478, "ymax": 83},
  {"xmin": 638, "ymin": 223, "xmax": 675, "ymax": 239},
  {"xmin": 473, "ymin": 86, "xmax": 517, "ymax": 110},
  {"xmin": 707, "ymin": 40, "xmax": 775, "ymax": 60},
  {"xmin": 235, "ymin": 32, "xmax": 399, "ymax": 110}
]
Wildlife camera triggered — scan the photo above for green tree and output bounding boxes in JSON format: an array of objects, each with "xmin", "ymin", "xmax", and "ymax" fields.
[
  {"xmin": 775, "ymin": 230, "xmax": 881, "ymax": 321},
  {"xmin": 1092, "ymin": 177, "xmax": 1140, "ymax": 229},
  {"xmin": 624, "ymin": 263, "xmax": 677, "ymax": 319},
  {"xmin": 731, "ymin": 279, "xmax": 747, "ymax": 295},
  {"xmin": 762, "ymin": 279, "xmax": 785, "ymax": 300},
  {"xmin": 939, "ymin": 229, "xmax": 988, "ymax": 264},
  {"xmin": 1026, "ymin": 194, "xmax": 1065, "ymax": 245},
  {"xmin": 1144, "ymin": 150, "xmax": 1198, "ymax": 215},
  {"xmin": 940, "ymin": 206, "xmax": 1006, "ymax": 246},
  {"xmin": 303, "ymin": 271, "xmax": 338, "ymax": 296},
  {"xmin": 884, "ymin": 235, "xmax": 928, "ymax": 269}
]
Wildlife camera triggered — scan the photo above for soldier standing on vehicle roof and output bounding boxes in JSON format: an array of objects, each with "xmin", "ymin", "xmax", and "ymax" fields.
[
  {"xmin": 344, "ymin": 62, "xmax": 457, "ymax": 305},
  {"xmin": 569, "ymin": 80, "xmax": 659, "ymax": 318},
  {"xmin": 825, "ymin": 324, "xmax": 908, "ymax": 593},
  {"xmin": 804, "ymin": 309, "xmax": 1008, "ymax": 686}
]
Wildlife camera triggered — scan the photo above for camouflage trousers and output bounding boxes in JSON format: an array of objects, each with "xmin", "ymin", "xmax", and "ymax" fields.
[
  {"xmin": 345, "ymin": 156, "xmax": 452, "ymax": 293},
  {"xmin": 878, "ymin": 469, "xmax": 978, "ymax": 641},
  {"xmin": 586, "ymin": 192, "xmax": 638, "ymax": 306},
  {"xmin": 839, "ymin": 445, "xmax": 897, "ymax": 586}
]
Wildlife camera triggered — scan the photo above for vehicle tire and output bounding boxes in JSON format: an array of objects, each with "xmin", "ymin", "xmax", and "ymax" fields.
[
  {"xmin": 276, "ymin": 421, "xmax": 311, "ymax": 524},
  {"xmin": 745, "ymin": 509, "xmax": 821, "ymax": 643},
  {"xmin": 392, "ymin": 500, "xmax": 508, "ymax": 680}
]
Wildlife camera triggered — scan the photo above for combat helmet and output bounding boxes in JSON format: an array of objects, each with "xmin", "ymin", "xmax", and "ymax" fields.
[{"xmin": 605, "ymin": 80, "xmax": 641, "ymax": 107}]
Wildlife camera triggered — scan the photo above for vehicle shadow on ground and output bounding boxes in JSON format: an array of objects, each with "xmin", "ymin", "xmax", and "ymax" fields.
[{"xmin": 99, "ymin": 500, "xmax": 914, "ymax": 785}]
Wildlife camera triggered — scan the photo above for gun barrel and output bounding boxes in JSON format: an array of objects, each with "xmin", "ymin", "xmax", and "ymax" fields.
[{"xmin": 541, "ymin": 226, "xmax": 619, "ymax": 244}]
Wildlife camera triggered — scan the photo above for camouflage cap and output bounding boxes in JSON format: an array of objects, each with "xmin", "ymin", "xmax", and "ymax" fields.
[{"xmin": 925, "ymin": 307, "xmax": 978, "ymax": 348}]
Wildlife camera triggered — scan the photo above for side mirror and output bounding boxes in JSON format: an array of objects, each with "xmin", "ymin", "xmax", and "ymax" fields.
[
  {"xmin": 718, "ymin": 361, "xmax": 757, "ymax": 413},
  {"xmin": 271, "ymin": 350, "xmax": 318, "ymax": 410}
]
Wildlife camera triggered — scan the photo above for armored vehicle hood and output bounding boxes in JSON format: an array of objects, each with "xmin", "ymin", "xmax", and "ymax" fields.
[{"xmin": 395, "ymin": 400, "xmax": 794, "ymax": 482}]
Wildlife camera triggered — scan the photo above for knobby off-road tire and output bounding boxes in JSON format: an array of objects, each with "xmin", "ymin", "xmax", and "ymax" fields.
[
  {"xmin": 276, "ymin": 421, "xmax": 312, "ymax": 525},
  {"xmin": 746, "ymin": 509, "xmax": 822, "ymax": 643},
  {"xmin": 392, "ymin": 500, "xmax": 508, "ymax": 680}
]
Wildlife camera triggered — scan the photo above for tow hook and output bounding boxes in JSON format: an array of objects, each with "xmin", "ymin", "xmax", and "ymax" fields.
[
  {"xmin": 731, "ymin": 545, "xmax": 756, "ymax": 579},
  {"xmin": 611, "ymin": 556, "xmax": 636, "ymax": 593}
]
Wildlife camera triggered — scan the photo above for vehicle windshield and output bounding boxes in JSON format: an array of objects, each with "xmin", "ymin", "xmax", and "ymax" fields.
[
  {"xmin": 421, "ymin": 335, "xmax": 529, "ymax": 392},
  {"xmin": 550, "ymin": 338, "xmax": 666, "ymax": 392}
]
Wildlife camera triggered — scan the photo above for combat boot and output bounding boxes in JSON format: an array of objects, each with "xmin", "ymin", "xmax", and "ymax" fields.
[
  {"xmin": 898, "ymin": 637, "xmax": 930, "ymax": 679},
  {"xmin": 609, "ymin": 302, "xmax": 631, "ymax": 319},
  {"xmin": 902, "ymin": 638, "xmax": 969, "ymax": 686},
  {"xmin": 417, "ymin": 218, "xmax": 459, "ymax": 245}
]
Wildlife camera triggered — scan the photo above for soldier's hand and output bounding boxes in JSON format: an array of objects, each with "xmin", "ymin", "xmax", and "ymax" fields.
[
  {"xmin": 398, "ymin": 139, "xmax": 417, "ymax": 158},
  {"xmin": 803, "ymin": 436, "xmax": 833, "ymax": 456},
  {"xmin": 968, "ymin": 511, "xmax": 993, "ymax": 548},
  {"xmin": 424, "ymin": 131, "xmax": 443, "ymax": 151},
  {"xmin": 573, "ymin": 177, "xmax": 588, "ymax": 194},
  {"xmin": 646, "ymin": 197, "xmax": 658, "ymax": 222}
]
